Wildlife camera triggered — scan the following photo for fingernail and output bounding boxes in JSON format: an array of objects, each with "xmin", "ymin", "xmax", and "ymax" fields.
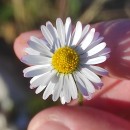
[{"xmin": 38, "ymin": 121, "xmax": 70, "ymax": 130}]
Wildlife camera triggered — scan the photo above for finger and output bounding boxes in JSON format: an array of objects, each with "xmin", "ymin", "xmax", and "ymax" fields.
[
  {"xmin": 28, "ymin": 106, "xmax": 130, "ymax": 130},
  {"xmin": 14, "ymin": 19, "xmax": 130, "ymax": 79},
  {"xmin": 93, "ymin": 19, "xmax": 130, "ymax": 79},
  {"xmin": 14, "ymin": 30, "xmax": 42, "ymax": 59},
  {"xmin": 70, "ymin": 76, "xmax": 130, "ymax": 120}
]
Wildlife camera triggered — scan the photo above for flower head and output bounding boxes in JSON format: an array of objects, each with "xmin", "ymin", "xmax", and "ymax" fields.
[{"xmin": 22, "ymin": 17, "xmax": 110, "ymax": 104}]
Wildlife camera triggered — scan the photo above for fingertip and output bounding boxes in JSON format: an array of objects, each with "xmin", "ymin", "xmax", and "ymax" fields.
[
  {"xmin": 14, "ymin": 33, "xmax": 27, "ymax": 59},
  {"xmin": 13, "ymin": 30, "xmax": 42, "ymax": 59}
]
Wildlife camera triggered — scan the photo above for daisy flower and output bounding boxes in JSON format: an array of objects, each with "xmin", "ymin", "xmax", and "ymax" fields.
[{"xmin": 22, "ymin": 17, "xmax": 110, "ymax": 104}]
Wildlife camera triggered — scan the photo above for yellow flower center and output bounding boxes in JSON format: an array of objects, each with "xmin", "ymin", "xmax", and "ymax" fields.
[{"xmin": 52, "ymin": 47, "xmax": 79, "ymax": 74}]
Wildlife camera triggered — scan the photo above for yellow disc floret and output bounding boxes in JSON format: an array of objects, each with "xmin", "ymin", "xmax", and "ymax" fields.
[{"xmin": 52, "ymin": 47, "xmax": 79, "ymax": 74}]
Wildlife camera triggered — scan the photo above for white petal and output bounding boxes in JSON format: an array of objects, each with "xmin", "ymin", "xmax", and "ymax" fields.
[
  {"xmin": 30, "ymin": 36, "xmax": 50, "ymax": 49},
  {"xmin": 43, "ymin": 74, "xmax": 58, "ymax": 99},
  {"xmin": 56, "ymin": 18, "xmax": 66, "ymax": 46},
  {"xmin": 92, "ymin": 32, "xmax": 100, "ymax": 41},
  {"xmin": 68, "ymin": 74, "xmax": 78, "ymax": 99},
  {"xmin": 46, "ymin": 22, "xmax": 60, "ymax": 49},
  {"xmin": 78, "ymin": 24, "xmax": 90, "ymax": 44},
  {"xmin": 30, "ymin": 75, "xmax": 42, "ymax": 84},
  {"xmin": 25, "ymin": 48, "xmax": 40, "ymax": 55},
  {"xmin": 73, "ymin": 74, "xmax": 90, "ymax": 96},
  {"xmin": 99, "ymin": 47, "xmax": 111, "ymax": 56},
  {"xmin": 23, "ymin": 65, "xmax": 52, "ymax": 77},
  {"xmin": 89, "ymin": 65, "xmax": 108, "ymax": 76},
  {"xmin": 41, "ymin": 25, "xmax": 53, "ymax": 46},
  {"xmin": 60, "ymin": 92, "xmax": 66, "ymax": 104},
  {"xmin": 86, "ymin": 37, "xmax": 104, "ymax": 51},
  {"xmin": 79, "ymin": 52, "xmax": 88, "ymax": 60},
  {"xmin": 65, "ymin": 17, "xmax": 72, "ymax": 46},
  {"xmin": 28, "ymin": 38, "xmax": 52, "ymax": 57},
  {"xmin": 87, "ymin": 42, "xmax": 106, "ymax": 56},
  {"xmin": 30, "ymin": 74, "xmax": 44, "ymax": 89},
  {"xmin": 35, "ymin": 85, "xmax": 46, "ymax": 94},
  {"xmin": 80, "ymin": 28, "xmax": 95, "ymax": 50},
  {"xmin": 30, "ymin": 73, "xmax": 49, "ymax": 87},
  {"xmin": 62, "ymin": 75, "xmax": 71, "ymax": 103},
  {"xmin": 71, "ymin": 21, "xmax": 82, "ymax": 46},
  {"xmin": 93, "ymin": 82, "xmax": 103, "ymax": 90},
  {"xmin": 87, "ymin": 48, "xmax": 111, "ymax": 59},
  {"xmin": 43, "ymin": 82, "xmax": 54, "ymax": 99},
  {"xmin": 52, "ymin": 74, "xmax": 63, "ymax": 101},
  {"xmin": 80, "ymin": 67, "xmax": 102, "ymax": 84},
  {"xmin": 84, "ymin": 94, "xmax": 92, "ymax": 100},
  {"xmin": 85, "ymin": 56, "xmax": 107, "ymax": 65},
  {"xmin": 104, "ymin": 54, "xmax": 110, "ymax": 58},
  {"xmin": 76, "ymin": 71, "xmax": 95, "ymax": 93},
  {"xmin": 22, "ymin": 55, "xmax": 51, "ymax": 65},
  {"xmin": 30, "ymin": 70, "xmax": 56, "ymax": 87},
  {"xmin": 28, "ymin": 40, "xmax": 44, "ymax": 52},
  {"xmin": 46, "ymin": 22, "xmax": 56, "ymax": 38},
  {"xmin": 53, "ymin": 27, "xmax": 61, "ymax": 48}
]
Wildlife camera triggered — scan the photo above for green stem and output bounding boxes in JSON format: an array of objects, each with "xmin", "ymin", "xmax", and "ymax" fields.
[{"xmin": 78, "ymin": 91, "xmax": 83, "ymax": 105}]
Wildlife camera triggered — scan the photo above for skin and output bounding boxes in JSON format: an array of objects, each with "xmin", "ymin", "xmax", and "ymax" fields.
[{"xmin": 14, "ymin": 19, "xmax": 130, "ymax": 130}]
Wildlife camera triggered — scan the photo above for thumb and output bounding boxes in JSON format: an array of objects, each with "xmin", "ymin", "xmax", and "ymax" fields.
[{"xmin": 28, "ymin": 106, "xmax": 130, "ymax": 130}]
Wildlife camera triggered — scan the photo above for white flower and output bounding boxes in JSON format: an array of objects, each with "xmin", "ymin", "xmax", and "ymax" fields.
[{"xmin": 22, "ymin": 17, "xmax": 110, "ymax": 104}]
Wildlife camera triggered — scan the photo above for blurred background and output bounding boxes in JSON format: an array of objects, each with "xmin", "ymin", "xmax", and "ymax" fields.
[{"xmin": 0, "ymin": 0, "xmax": 130, "ymax": 129}]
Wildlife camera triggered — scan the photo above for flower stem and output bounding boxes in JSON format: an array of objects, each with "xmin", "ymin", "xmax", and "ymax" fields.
[{"xmin": 78, "ymin": 92, "xmax": 83, "ymax": 105}]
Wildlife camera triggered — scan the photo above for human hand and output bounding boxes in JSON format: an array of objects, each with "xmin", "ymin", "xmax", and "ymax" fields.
[{"xmin": 14, "ymin": 19, "xmax": 130, "ymax": 130}]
